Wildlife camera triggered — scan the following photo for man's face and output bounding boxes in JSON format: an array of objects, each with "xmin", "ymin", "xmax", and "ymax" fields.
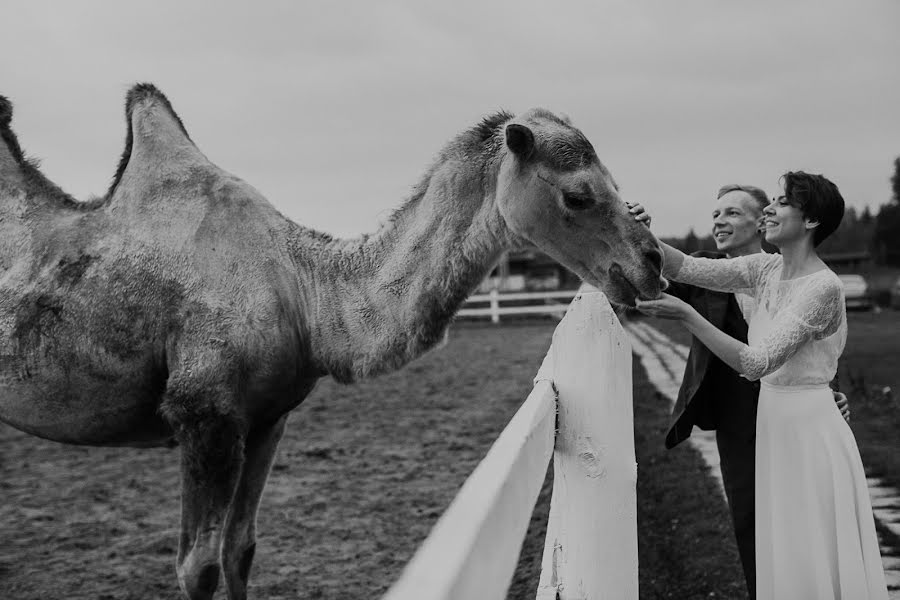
[{"xmin": 711, "ymin": 191, "xmax": 763, "ymax": 253}]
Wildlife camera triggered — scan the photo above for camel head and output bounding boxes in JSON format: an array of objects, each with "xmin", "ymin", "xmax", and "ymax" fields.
[{"xmin": 495, "ymin": 109, "xmax": 664, "ymax": 306}]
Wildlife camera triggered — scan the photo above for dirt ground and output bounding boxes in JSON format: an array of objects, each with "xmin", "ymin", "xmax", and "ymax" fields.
[{"xmin": 0, "ymin": 322, "xmax": 558, "ymax": 600}]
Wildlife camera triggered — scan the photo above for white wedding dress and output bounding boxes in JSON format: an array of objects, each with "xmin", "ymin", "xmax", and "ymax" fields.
[{"xmin": 669, "ymin": 252, "xmax": 888, "ymax": 600}]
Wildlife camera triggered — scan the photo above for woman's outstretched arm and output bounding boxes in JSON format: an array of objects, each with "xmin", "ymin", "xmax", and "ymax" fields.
[{"xmin": 636, "ymin": 276, "xmax": 843, "ymax": 381}]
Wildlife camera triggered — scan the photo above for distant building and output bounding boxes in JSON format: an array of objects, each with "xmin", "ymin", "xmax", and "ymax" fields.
[
  {"xmin": 478, "ymin": 249, "xmax": 580, "ymax": 293},
  {"xmin": 822, "ymin": 251, "xmax": 872, "ymax": 272}
]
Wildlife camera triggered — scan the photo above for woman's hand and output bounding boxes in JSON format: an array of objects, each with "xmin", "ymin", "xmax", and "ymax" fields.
[
  {"xmin": 634, "ymin": 293, "xmax": 695, "ymax": 321},
  {"xmin": 626, "ymin": 201, "xmax": 652, "ymax": 229}
]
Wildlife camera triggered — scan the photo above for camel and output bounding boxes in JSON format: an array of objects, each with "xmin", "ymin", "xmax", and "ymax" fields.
[{"xmin": 0, "ymin": 84, "xmax": 664, "ymax": 599}]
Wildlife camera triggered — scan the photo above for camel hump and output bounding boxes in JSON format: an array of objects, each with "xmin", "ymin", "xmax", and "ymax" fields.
[
  {"xmin": 0, "ymin": 95, "xmax": 12, "ymax": 127},
  {"xmin": 0, "ymin": 95, "xmax": 30, "ymax": 187},
  {"xmin": 125, "ymin": 83, "xmax": 192, "ymax": 142},
  {"xmin": 0, "ymin": 96, "xmax": 79, "ymax": 204},
  {"xmin": 0, "ymin": 95, "xmax": 26, "ymax": 163},
  {"xmin": 106, "ymin": 83, "xmax": 206, "ymax": 199}
]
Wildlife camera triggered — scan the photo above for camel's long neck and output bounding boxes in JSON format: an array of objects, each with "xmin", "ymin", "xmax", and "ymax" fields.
[{"xmin": 304, "ymin": 157, "xmax": 513, "ymax": 383}]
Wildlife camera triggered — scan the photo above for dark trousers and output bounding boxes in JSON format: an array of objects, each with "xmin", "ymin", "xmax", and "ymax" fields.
[{"xmin": 717, "ymin": 425, "xmax": 756, "ymax": 599}]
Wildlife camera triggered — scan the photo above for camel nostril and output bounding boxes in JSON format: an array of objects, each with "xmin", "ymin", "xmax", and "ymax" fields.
[{"xmin": 644, "ymin": 248, "xmax": 663, "ymax": 273}]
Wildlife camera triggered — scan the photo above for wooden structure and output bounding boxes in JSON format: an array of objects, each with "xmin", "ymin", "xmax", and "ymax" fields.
[{"xmin": 384, "ymin": 287, "xmax": 638, "ymax": 599}]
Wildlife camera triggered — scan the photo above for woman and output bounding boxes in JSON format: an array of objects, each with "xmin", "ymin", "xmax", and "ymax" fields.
[{"xmin": 634, "ymin": 171, "xmax": 888, "ymax": 599}]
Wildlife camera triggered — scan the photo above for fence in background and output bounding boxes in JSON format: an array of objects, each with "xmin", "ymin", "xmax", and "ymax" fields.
[
  {"xmin": 457, "ymin": 289, "xmax": 579, "ymax": 323},
  {"xmin": 383, "ymin": 288, "xmax": 638, "ymax": 600}
]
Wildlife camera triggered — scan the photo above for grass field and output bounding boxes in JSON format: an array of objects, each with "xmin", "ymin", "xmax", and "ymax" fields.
[{"xmin": 0, "ymin": 320, "xmax": 748, "ymax": 599}]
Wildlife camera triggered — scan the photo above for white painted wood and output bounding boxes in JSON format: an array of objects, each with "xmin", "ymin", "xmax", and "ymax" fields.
[
  {"xmin": 466, "ymin": 290, "xmax": 580, "ymax": 302},
  {"xmin": 382, "ymin": 380, "xmax": 557, "ymax": 600},
  {"xmin": 459, "ymin": 289, "xmax": 578, "ymax": 321},
  {"xmin": 490, "ymin": 288, "xmax": 500, "ymax": 323},
  {"xmin": 457, "ymin": 304, "xmax": 569, "ymax": 317},
  {"xmin": 536, "ymin": 287, "xmax": 638, "ymax": 600}
]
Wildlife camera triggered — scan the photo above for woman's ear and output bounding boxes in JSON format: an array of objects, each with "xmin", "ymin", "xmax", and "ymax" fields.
[{"xmin": 804, "ymin": 217, "xmax": 821, "ymax": 232}]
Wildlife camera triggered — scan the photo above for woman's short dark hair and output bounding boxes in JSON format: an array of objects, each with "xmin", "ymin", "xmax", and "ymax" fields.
[{"xmin": 781, "ymin": 171, "xmax": 845, "ymax": 246}]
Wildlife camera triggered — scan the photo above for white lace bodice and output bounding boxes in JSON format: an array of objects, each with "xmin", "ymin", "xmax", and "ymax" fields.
[{"xmin": 667, "ymin": 253, "xmax": 847, "ymax": 384}]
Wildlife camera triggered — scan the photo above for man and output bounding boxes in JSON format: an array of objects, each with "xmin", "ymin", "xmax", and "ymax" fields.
[{"xmin": 631, "ymin": 185, "xmax": 849, "ymax": 599}]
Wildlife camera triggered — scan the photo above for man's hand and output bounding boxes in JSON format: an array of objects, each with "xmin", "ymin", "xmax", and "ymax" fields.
[
  {"xmin": 834, "ymin": 391, "xmax": 850, "ymax": 423},
  {"xmin": 626, "ymin": 202, "xmax": 652, "ymax": 229}
]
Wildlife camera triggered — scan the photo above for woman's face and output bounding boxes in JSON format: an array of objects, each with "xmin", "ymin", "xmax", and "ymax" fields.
[{"xmin": 763, "ymin": 195, "xmax": 815, "ymax": 246}]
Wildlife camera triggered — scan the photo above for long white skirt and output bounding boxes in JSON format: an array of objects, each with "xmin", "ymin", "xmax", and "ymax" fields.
[{"xmin": 756, "ymin": 382, "xmax": 888, "ymax": 599}]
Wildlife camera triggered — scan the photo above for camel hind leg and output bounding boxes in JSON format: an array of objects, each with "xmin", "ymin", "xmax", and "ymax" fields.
[
  {"xmin": 163, "ymin": 378, "xmax": 246, "ymax": 600},
  {"xmin": 221, "ymin": 414, "xmax": 288, "ymax": 600}
]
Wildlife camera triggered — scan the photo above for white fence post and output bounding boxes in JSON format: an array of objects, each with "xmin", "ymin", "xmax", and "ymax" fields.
[
  {"xmin": 490, "ymin": 288, "xmax": 500, "ymax": 324},
  {"xmin": 536, "ymin": 287, "xmax": 638, "ymax": 599},
  {"xmin": 383, "ymin": 285, "xmax": 637, "ymax": 600}
]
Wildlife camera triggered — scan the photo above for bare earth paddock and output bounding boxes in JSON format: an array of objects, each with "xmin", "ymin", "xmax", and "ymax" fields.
[{"xmin": 10, "ymin": 310, "xmax": 897, "ymax": 599}]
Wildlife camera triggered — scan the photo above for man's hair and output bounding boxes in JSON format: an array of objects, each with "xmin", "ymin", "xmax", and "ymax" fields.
[
  {"xmin": 716, "ymin": 184, "xmax": 769, "ymax": 213},
  {"xmin": 780, "ymin": 171, "xmax": 845, "ymax": 246}
]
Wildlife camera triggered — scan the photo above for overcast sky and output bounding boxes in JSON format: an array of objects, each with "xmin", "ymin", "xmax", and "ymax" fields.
[{"xmin": 3, "ymin": 1, "xmax": 899, "ymax": 239}]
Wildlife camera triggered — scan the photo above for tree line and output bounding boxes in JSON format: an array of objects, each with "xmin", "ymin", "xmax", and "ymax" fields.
[{"xmin": 663, "ymin": 157, "xmax": 900, "ymax": 267}]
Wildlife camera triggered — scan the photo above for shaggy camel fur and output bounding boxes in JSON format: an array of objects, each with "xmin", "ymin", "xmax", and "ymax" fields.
[{"xmin": 0, "ymin": 85, "xmax": 664, "ymax": 599}]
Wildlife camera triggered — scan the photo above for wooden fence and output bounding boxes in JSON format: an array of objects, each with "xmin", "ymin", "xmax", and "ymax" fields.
[
  {"xmin": 457, "ymin": 289, "xmax": 579, "ymax": 323},
  {"xmin": 383, "ymin": 287, "xmax": 638, "ymax": 600}
]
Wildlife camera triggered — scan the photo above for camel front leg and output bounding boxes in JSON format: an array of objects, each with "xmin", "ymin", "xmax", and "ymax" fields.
[
  {"xmin": 171, "ymin": 406, "xmax": 246, "ymax": 600},
  {"xmin": 221, "ymin": 415, "xmax": 288, "ymax": 600}
]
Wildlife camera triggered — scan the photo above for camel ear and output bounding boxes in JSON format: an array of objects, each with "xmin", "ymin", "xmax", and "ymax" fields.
[{"xmin": 505, "ymin": 123, "xmax": 534, "ymax": 159}]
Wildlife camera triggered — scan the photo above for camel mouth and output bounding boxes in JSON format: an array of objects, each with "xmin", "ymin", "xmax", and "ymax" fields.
[
  {"xmin": 607, "ymin": 262, "xmax": 665, "ymax": 306},
  {"xmin": 608, "ymin": 263, "xmax": 643, "ymax": 306}
]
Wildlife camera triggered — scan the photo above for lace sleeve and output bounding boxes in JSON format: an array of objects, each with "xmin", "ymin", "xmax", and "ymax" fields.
[
  {"xmin": 667, "ymin": 253, "xmax": 777, "ymax": 295},
  {"xmin": 738, "ymin": 275, "xmax": 844, "ymax": 381}
]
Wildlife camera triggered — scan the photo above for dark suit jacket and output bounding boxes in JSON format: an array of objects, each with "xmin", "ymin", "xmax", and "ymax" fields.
[{"xmin": 664, "ymin": 251, "xmax": 760, "ymax": 449}]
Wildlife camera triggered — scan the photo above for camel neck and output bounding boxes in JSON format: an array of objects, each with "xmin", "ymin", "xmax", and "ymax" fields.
[{"xmin": 303, "ymin": 153, "xmax": 510, "ymax": 383}]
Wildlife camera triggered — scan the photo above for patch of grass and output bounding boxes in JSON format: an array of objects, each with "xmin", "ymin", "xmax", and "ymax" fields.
[{"xmin": 835, "ymin": 311, "xmax": 900, "ymax": 491}]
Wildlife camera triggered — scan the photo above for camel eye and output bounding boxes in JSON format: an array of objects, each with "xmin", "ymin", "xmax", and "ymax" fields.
[{"xmin": 563, "ymin": 192, "xmax": 595, "ymax": 211}]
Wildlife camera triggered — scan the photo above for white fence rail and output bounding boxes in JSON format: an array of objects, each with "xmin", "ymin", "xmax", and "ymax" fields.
[
  {"xmin": 383, "ymin": 287, "xmax": 638, "ymax": 600},
  {"xmin": 458, "ymin": 289, "xmax": 580, "ymax": 323}
]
